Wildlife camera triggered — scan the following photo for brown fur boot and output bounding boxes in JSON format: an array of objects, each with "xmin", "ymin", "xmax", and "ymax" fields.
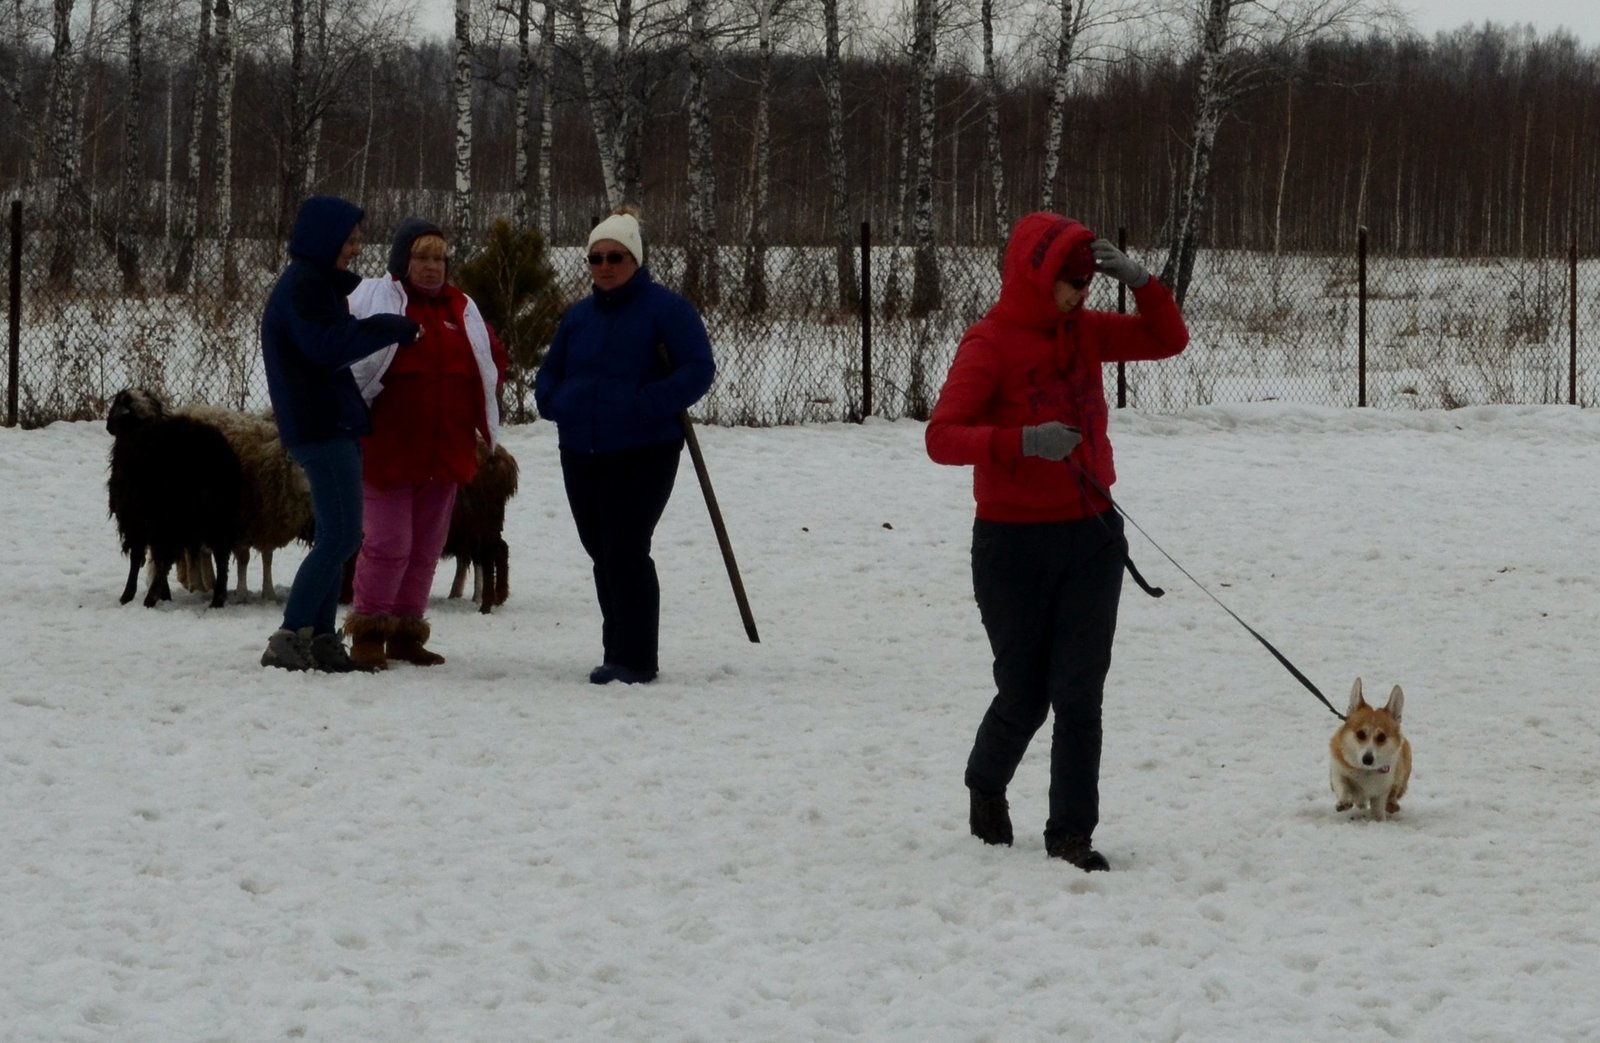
[
  {"xmin": 388, "ymin": 616, "xmax": 445, "ymax": 666},
  {"xmin": 343, "ymin": 612, "xmax": 396, "ymax": 671}
]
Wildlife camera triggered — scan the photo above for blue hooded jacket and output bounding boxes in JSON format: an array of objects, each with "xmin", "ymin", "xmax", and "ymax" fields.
[
  {"xmin": 534, "ymin": 267, "xmax": 714, "ymax": 454},
  {"xmin": 260, "ymin": 196, "xmax": 419, "ymax": 448}
]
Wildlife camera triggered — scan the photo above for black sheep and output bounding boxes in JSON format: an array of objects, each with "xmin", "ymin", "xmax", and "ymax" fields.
[{"xmin": 106, "ymin": 388, "xmax": 243, "ymax": 608}]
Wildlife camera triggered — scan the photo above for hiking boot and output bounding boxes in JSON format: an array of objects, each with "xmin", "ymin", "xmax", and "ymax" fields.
[
  {"xmin": 343, "ymin": 612, "xmax": 395, "ymax": 671},
  {"xmin": 588, "ymin": 663, "xmax": 657, "ymax": 685},
  {"xmin": 969, "ymin": 789, "xmax": 1013, "ymax": 846},
  {"xmin": 388, "ymin": 616, "xmax": 445, "ymax": 666},
  {"xmin": 1046, "ymin": 833, "xmax": 1110, "ymax": 872},
  {"xmin": 310, "ymin": 632, "xmax": 378, "ymax": 674},
  {"xmin": 260, "ymin": 627, "xmax": 314, "ymax": 671}
]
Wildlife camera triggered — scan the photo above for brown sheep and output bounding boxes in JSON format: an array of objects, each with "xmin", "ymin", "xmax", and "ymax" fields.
[{"xmin": 443, "ymin": 441, "xmax": 520, "ymax": 613}]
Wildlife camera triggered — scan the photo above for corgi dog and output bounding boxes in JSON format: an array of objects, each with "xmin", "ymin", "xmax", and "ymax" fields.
[{"xmin": 1329, "ymin": 678, "xmax": 1412, "ymax": 821}]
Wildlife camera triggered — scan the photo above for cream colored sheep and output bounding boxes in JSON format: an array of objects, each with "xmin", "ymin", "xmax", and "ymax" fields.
[{"xmin": 181, "ymin": 405, "xmax": 314, "ymax": 601}]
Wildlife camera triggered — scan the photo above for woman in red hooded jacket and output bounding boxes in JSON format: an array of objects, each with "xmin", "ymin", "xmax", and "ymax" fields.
[{"xmin": 926, "ymin": 212, "xmax": 1189, "ymax": 871}]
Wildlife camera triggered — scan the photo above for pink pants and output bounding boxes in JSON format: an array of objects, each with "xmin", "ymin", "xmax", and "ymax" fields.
[{"xmin": 353, "ymin": 478, "xmax": 458, "ymax": 618}]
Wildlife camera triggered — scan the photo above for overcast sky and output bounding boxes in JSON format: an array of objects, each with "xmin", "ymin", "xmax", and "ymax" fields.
[
  {"xmin": 1402, "ymin": 0, "xmax": 1600, "ymax": 43},
  {"xmin": 414, "ymin": 1, "xmax": 1600, "ymax": 48}
]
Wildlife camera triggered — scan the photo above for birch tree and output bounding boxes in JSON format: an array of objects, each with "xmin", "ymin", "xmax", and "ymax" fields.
[
  {"xmin": 908, "ymin": 0, "xmax": 939, "ymax": 315},
  {"xmin": 283, "ymin": 0, "xmax": 310, "ymax": 233},
  {"xmin": 537, "ymin": 0, "xmax": 555, "ymax": 232},
  {"xmin": 453, "ymin": 0, "xmax": 473, "ymax": 242},
  {"xmin": 512, "ymin": 0, "xmax": 532, "ymax": 227},
  {"xmin": 1158, "ymin": 0, "xmax": 1228, "ymax": 305},
  {"xmin": 214, "ymin": 0, "xmax": 238, "ymax": 297},
  {"xmin": 44, "ymin": 0, "xmax": 87, "ymax": 291},
  {"xmin": 682, "ymin": 0, "xmax": 718, "ymax": 306},
  {"xmin": 165, "ymin": 0, "xmax": 211, "ymax": 291},
  {"xmin": 113, "ymin": 0, "xmax": 145, "ymax": 292},
  {"xmin": 741, "ymin": 0, "xmax": 777, "ymax": 314},
  {"xmin": 1039, "ymin": 0, "xmax": 1090, "ymax": 214},
  {"xmin": 1158, "ymin": 0, "xmax": 1394, "ymax": 304},
  {"xmin": 305, "ymin": 0, "xmax": 327, "ymax": 184},
  {"xmin": 980, "ymin": 0, "xmax": 1006, "ymax": 267},
  {"xmin": 270, "ymin": 0, "xmax": 411, "ymax": 237},
  {"xmin": 566, "ymin": 0, "xmax": 623, "ymax": 207},
  {"xmin": 565, "ymin": 0, "xmax": 674, "ymax": 211},
  {"xmin": 8, "ymin": 0, "xmax": 47, "ymax": 184},
  {"xmin": 820, "ymin": 0, "xmax": 855, "ymax": 308},
  {"xmin": 496, "ymin": 0, "xmax": 554, "ymax": 232}
]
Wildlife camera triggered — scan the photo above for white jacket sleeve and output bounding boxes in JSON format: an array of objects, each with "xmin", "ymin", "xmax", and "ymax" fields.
[{"xmin": 347, "ymin": 277, "xmax": 407, "ymax": 405}]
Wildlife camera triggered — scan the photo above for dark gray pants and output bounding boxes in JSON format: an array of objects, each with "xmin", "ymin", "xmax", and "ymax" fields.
[{"xmin": 964, "ymin": 511, "xmax": 1124, "ymax": 842}]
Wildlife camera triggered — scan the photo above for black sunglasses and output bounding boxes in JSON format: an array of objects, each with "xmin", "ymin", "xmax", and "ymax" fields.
[
  {"xmin": 1062, "ymin": 275, "xmax": 1093, "ymax": 290},
  {"xmin": 587, "ymin": 251, "xmax": 630, "ymax": 266}
]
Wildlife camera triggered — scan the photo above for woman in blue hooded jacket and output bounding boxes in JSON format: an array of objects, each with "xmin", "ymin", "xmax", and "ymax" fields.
[
  {"xmin": 535, "ymin": 209, "xmax": 714, "ymax": 684},
  {"xmin": 258, "ymin": 195, "xmax": 420, "ymax": 673}
]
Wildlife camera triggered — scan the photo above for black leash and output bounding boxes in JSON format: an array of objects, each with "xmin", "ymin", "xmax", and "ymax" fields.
[{"xmin": 1072, "ymin": 465, "xmax": 1346, "ymax": 721}]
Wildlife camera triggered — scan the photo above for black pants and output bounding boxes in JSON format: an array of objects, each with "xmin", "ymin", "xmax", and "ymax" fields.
[
  {"xmin": 964, "ymin": 511, "xmax": 1125, "ymax": 842},
  {"xmin": 560, "ymin": 441, "xmax": 683, "ymax": 673}
]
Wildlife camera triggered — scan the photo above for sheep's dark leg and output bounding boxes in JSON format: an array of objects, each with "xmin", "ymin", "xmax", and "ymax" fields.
[
  {"xmin": 260, "ymin": 549, "xmax": 276, "ymax": 601},
  {"xmin": 233, "ymin": 548, "xmax": 249, "ymax": 600},
  {"xmin": 448, "ymin": 557, "xmax": 468, "ymax": 599},
  {"xmin": 120, "ymin": 545, "xmax": 144, "ymax": 604},
  {"xmin": 477, "ymin": 550, "xmax": 494, "ymax": 614},
  {"xmin": 145, "ymin": 556, "xmax": 173, "ymax": 607},
  {"xmin": 209, "ymin": 545, "xmax": 230, "ymax": 608},
  {"xmin": 493, "ymin": 538, "xmax": 510, "ymax": 606}
]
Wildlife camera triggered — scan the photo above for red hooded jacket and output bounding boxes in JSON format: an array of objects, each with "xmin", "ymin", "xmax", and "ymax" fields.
[{"xmin": 925, "ymin": 213, "xmax": 1189, "ymax": 522}]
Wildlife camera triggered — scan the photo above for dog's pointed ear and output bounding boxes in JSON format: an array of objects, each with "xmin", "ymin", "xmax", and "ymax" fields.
[
  {"xmin": 1348, "ymin": 677, "xmax": 1367, "ymax": 713},
  {"xmin": 1384, "ymin": 684, "xmax": 1404, "ymax": 722}
]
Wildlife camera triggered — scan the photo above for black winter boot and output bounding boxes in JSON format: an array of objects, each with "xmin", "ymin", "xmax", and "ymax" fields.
[
  {"xmin": 1046, "ymin": 833, "xmax": 1110, "ymax": 872},
  {"xmin": 969, "ymin": 789, "xmax": 1014, "ymax": 846}
]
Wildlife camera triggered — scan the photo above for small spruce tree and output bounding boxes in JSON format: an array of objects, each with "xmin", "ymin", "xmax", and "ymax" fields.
[{"xmin": 453, "ymin": 221, "xmax": 565, "ymax": 421}]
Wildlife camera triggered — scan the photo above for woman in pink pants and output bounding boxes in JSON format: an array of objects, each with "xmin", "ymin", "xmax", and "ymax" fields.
[{"xmin": 344, "ymin": 218, "xmax": 506, "ymax": 668}]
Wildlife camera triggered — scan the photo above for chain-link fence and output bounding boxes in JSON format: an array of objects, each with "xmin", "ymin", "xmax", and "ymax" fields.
[{"xmin": 5, "ymin": 205, "xmax": 1600, "ymax": 428}]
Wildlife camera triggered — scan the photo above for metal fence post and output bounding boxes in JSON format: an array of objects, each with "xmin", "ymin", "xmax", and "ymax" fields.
[
  {"xmin": 1358, "ymin": 225, "xmax": 1368, "ymax": 408},
  {"xmin": 860, "ymin": 220, "xmax": 872, "ymax": 422},
  {"xmin": 7, "ymin": 200, "xmax": 19, "ymax": 428},
  {"xmin": 1571, "ymin": 235, "xmax": 1579, "ymax": 407},
  {"xmin": 1116, "ymin": 225, "xmax": 1128, "ymax": 409}
]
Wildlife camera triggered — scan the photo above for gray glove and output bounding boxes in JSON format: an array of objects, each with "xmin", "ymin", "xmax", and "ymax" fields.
[
  {"xmin": 1021, "ymin": 421, "xmax": 1082, "ymax": 462},
  {"xmin": 1091, "ymin": 238, "xmax": 1149, "ymax": 288}
]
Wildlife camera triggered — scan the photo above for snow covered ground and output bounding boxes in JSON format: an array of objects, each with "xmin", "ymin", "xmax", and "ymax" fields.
[{"xmin": 4, "ymin": 405, "xmax": 1599, "ymax": 1041}]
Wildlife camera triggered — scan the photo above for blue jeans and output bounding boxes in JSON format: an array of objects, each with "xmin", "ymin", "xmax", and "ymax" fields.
[{"xmin": 282, "ymin": 438, "xmax": 364, "ymax": 636}]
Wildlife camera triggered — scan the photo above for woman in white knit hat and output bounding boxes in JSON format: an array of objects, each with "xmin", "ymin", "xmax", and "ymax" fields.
[{"xmin": 534, "ymin": 208, "xmax": 716, "ymax": 684}]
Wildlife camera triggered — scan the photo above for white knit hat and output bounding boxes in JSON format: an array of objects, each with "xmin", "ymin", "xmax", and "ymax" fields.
[{"xmin": 587, "ymin": 213, "xmax": 645, "ymax": 265}]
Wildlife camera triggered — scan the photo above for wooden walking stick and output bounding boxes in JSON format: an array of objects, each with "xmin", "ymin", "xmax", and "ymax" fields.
[{"xmin": 658, "ymin": 345, "xmax": 760, "ymax": 643}]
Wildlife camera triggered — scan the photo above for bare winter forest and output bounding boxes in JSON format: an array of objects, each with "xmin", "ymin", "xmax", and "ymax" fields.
[{"xmin": 4, "ymin": 0, "xmax": 1600, "ymax": 425}]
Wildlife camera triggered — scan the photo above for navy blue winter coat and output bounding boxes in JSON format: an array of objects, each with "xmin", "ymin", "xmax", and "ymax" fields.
[
  {"xmin": 534, "ymin": 268, "xmax": 715, "ymax": 454},
  {"xmin": 260, "ymin": 196, "xmax": 419, "ymax": 448}
]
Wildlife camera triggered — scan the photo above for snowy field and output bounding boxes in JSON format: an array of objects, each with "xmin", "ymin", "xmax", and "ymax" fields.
[{"xmin": 4, "ymin": 405, "xmax": 1600, "ymax": 1041}]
